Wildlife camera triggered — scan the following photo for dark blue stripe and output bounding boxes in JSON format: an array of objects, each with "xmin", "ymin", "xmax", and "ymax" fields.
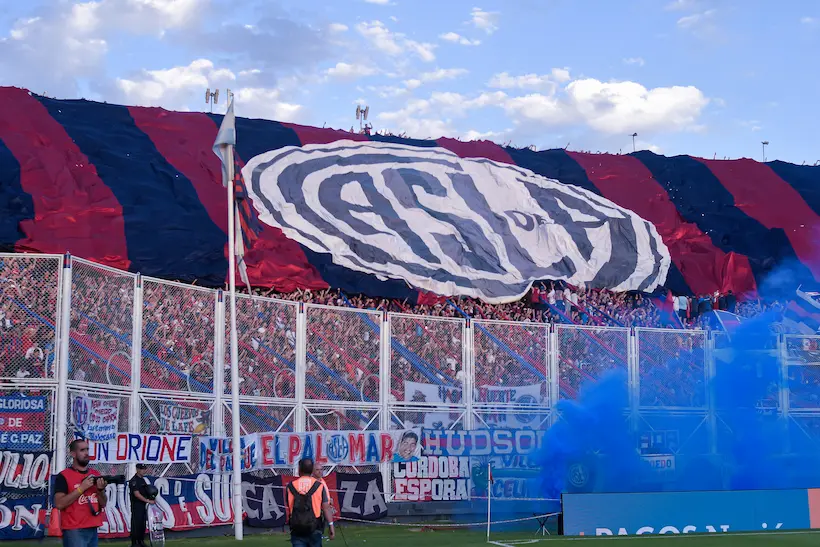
[
  {"xmin": 38, "ymin": 97, "xmax": 227, "ymax": 284},
  {"xmin": 635, "ymin": 152, "xmax": 815, "ymax": 289},
  {"xmin": 0, "ymin": 138, "xmax": 32, "ymax": 251},
  {"xmin": 766, "ymin": 161, "xmax": 820, "ymax": 218},
  {"xmin": 211, "ymin": 114, "xmax": 414, "ymax": 300},
  {"xmin": 508, "ymin": 148, "xmax": 691, "ymax": 295}
]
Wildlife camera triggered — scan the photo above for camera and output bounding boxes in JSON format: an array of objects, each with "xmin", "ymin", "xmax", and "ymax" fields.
[{"xmin": 99, "ymin": 474, "xmax": 126, "ymax": 485}]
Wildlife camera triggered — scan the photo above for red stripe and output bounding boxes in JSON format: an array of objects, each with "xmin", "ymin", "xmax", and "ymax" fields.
[
  {"xmin": 0, "ymin": 88, "xmax": 129, "ymax": 268},
  {"xmin": 568, "ymin": 152, "xmax": 757, "ymax": 296},
  {"xmin": 700, "ymin": 159, "xmax": 820, "ymax": 281},
  {"xmin": 284, "ymin": 123, "xmax": 369, "ymax": 145},
  {"xmin": 129, "ymin": 107, "xmax": 326, "ymax": 291},
  {"xmin": 435, "ymin": 137, "xmax": 515, "ymax": 164}
]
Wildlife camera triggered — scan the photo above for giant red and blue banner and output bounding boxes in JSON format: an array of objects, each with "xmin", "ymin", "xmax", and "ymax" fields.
[{"xmin": 2, "ymin": 87, "xmax": 818, "ymax": 299}]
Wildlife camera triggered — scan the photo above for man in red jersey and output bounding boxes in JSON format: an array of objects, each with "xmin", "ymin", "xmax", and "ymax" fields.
[{"xmin": 53, "ymin": 439, "xmax": 108, "ymax": 547}]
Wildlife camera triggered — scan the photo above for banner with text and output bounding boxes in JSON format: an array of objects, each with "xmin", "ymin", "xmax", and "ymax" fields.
[
  {"xmin": 83, "ymin": 433, "xmax": 192, "ymax": 464},
  {"xmin": 0, "ymin": 395, "xmax": 47, "ymax": 450},
  {"xmin": 256, "ymin": 429, "xmax": 422, "ymax": 467},
  {"xmin": 336, "ymin": 472, "xmax": 387, "ymax": 520},
  {"xmin": 199, "ymin": 434, "xmax": 260, "ymax": 473},
  {"xmin": 422, "ymin": 429, "xmax": 544, "ymax": 457},
  {"xmin": 393, "ymin": 456, "xmax": 470, "ymax": 502},
  {"xmin": 159, "ymin": 404, "xmax": 211, "ymax": 436},
  {"xmin": 0, "ymin": 450, "xmax": 52, "ymax": 540},
  {"xmin": 71, "ymin": 395, "xmax": 118, "ymax": 442}
]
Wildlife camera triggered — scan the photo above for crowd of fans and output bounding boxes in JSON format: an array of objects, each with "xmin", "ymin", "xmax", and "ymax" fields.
[{"xmin": 2, "ymin": 254, "xmax": 815, "ymax": 425}]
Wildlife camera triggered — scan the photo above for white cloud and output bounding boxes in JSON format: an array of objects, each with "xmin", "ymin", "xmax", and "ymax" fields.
[
  {"xmin": 325, "ymin": 62, "xmax": 379, "ymax": 80},
  {"xmin": 364, "ymin": 0, "xmax": 391, "ymax": 4},
  {"xmin": 356, "ymin": 20, "xmax": 437, "ymax": 61},
  {"xmin": 677, "ymin": 9, "xmax": 716, "ymax": 29},
  {"xmin": 801, "ymin": 16, "xmax": 817, "ymax": 25},
  {"xmin": 404, "ymin": 67, "xmax": 468, "ymax": 88},
  {"xmin": 469, "ymin": 7, "xmax": 499, "ymax": 34},
  {"xmin": 488, "ymin": 69, "xmax": 570, "ymax": 92},
  {"xmin": 623, "ymin": 57, "xmax": 646, "ymax": 67},
  {"xmin": 439, "ymin": 32, "xmax": 481, "ymax": 46},
  {"xmin": 329, "ymin": 23, "xmax": 349, "ymax": 32},
  {"xmin": 114, "ymin": 58, "xmax": 302, "ymax": 122},
  {"xmin": 504, "ymin": 78, "xmax": 709, "ymax": 134}
]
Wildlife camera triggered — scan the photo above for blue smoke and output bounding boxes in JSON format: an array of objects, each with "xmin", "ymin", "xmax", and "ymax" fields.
[{"xmin": 536, "ymin": 279, "xmax": 820, "ymax": 499}]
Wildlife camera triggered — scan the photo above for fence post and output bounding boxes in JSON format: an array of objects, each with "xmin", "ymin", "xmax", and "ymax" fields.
[
  {"xmin": 629, "ymin": 328, "xmax": 640, "ymax": 433},
  {"xmin": 548, "ymin": 324, "xmax": 559, "ymax": 427},
  {"xmin": 379, "ymin": 312, "xmax": 392, "ymax": 499},
  {"xmin": 777, "ymin": 333, "xmax": 791, "ymax": 453},
  {"xmin": 128, "ymin": 273, "xmax": 143, "ymax": 479},
  {"xmin": 706, "ymin": 330, "xmax": 718, "ymax": 455},
  {"xmin": 464, "ymin": 319, "xmax": 474, "ymax": 430},
  {"xmin": 54, "ymin": 253, "xmax": 73, "ymax": 472},
  {"xmin": 214, "ymin": 291, "xmax": 225, "ymax": 437},
  {"xmin": 294, "ymin": 303, "xmax": 306, "ymax": 434}
]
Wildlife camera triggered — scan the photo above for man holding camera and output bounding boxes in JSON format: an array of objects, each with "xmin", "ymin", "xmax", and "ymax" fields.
[{"xmin": 54, "ymin": 439, "xmax": 108, "ymax": 547}]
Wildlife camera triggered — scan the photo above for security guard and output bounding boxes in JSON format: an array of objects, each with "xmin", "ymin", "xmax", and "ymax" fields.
[{"xmin": 128, "ymin": 464, "xmax": 154, "ymax": 547}]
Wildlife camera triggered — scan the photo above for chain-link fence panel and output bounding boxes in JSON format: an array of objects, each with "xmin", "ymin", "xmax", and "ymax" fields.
[
  {"xmin": 472, "ymin": 408, "xmax": 551, "ymax": 431},
  {"xmin": 714, "ymin": 331, "xmax": 780, "ymax": 411},
  {"xmin": 388, "ymin": 408, "xmax": 466, "ymax": 431},
  {"xmin": 139, "ymin": 394, "xmax": 214, "ymax": 476},
  {"xmin": 785, "ymin": 335, "xmax": 820, "ymax": 410},
  {"xmin": 0, "ymin": 254, "xmax": 61, "ymax": 380},
  {"xmin": 224, "ymin": 294, "xmax": 298, "ymax": 399},
  {"xmin": 141, "ymin": 278, "xmax": 216, "ymax": 394},
  {"xmin": 65, "ymin": 387, "xmax": 131, "ymax": 475},
  {"xmin": 304, "ymin": 406, "xmax": 379, "ymax": 432},
  {"xmin": 472, "ymin": 319, "xmax": 549, "ymax": 409},
  {"xmin": 637, "ymin": 328, "xmax": 707, "ymax": 409},
  {"xmin": 0, "ymin": 385, "xmax": 55, "ymax": 453},
  {"xmin": 304, "ymin": 305, "xmax": 381, "ymax": 403},
  {"xmin": 223, "ymin": 402, "xmax": 296, "ymax": 437},
  {"xmin": 556, "ymin": 325, "xmax": 629, "ymax": 401},
  {"xmin": 68, "ymin": 258, "xmax": 135, "ymax": 387},
  {"xmin": 389, "ymin": 313, "xmax": 464, "ymax": 403}
]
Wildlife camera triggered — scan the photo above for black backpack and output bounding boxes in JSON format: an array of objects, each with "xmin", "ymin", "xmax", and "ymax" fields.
[{"xmin": 288, "ymin": 481, "xmax": 322, "ymax": 536}]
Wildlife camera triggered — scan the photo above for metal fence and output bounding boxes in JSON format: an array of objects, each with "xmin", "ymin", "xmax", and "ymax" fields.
[{"xmin": 2, "ymin": 254, "xmax": 820, "ymax": 492}]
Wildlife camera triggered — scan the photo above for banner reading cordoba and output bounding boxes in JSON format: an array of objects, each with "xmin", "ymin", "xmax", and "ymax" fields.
[
  {"xmin": 83, "ymin": 433, "xmax": 192, "ymax": 464},
  {"xmin": 393, "ymin": 456, "xmax": 470, "ymax": 502}
]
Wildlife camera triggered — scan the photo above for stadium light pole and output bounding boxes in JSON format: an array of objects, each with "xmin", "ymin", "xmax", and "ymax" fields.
[
  {"xmin": 762, "ymin": 141, "xmax": 769, "ymax": 162},
  {"xmin": 631, "ymin": 133, "xmax": 638, "ymax": 153}
]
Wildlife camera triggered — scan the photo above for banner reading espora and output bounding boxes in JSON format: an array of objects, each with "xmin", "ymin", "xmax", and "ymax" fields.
[
  {"xmin": 393, "ymin": 456, "xmax": 470, "ymax": 502},
  {"xmin": 258, "ymin": 429, "xmax": 422, "ymax": 467},
  {"xmin": 82, "ymin": 433, "xmax": 192, "ymax": 464},
  {"xmin": 422, "ymin": 429, "xmax": 544, "ymax": 457}
]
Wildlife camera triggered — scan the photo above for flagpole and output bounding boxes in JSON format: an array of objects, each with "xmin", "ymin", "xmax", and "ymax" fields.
[{"xmin": 224, "ymin": 107, "xmax": 244, "ymax": 541}]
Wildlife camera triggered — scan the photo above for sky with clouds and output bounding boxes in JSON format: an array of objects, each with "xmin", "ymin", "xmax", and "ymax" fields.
[{"xmin": 1, "ymin": 0, "xmax": 817, "ymax": 163}]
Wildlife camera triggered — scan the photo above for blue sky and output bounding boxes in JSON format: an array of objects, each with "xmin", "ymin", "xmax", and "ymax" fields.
[{"xmin": 1, "ymin": 0, "xmax": 817, "ymax": 163}]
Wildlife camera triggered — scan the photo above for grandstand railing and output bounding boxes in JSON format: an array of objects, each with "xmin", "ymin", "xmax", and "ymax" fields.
[{"xmin": 1, "ymin": 253, "xmax": 819, "ymax": 496}]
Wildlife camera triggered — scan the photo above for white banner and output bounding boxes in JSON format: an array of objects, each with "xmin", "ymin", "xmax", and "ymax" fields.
[
  {"xmin": 403, "ymin": 381, "xmax": 546, "ymax": 429},
  {"xmin": 83, "ymin": 433, "xmax": 193, "ymax": 464},
  {"xmin": 393, "ymin": 456, "xmax": 470, "ymax": 501},
  {"xmin": 71, "ymin": 395, "xmax": 119, "ymax": 442},
  {"xmin": 159, "ymin": 404, "xmax": 211, "ymax": 435}
]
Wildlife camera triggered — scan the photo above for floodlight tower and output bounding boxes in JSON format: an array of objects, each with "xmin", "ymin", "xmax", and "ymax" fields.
[
  {"xmin": 356, "ymin": 105, "xmax": 370, "ymax": 133},
  {"xmin": 206, "ymin": 88, "xmax": 220, "ymax": 113},
  {"xmin": 762, "ymin": 141, "xmax": 769, "ymax": 162}
]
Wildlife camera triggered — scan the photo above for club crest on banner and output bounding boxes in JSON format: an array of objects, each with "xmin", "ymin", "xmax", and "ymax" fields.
[{"xmin": 243, "ymin": 141, "xmax": 670, "ymax": 303}]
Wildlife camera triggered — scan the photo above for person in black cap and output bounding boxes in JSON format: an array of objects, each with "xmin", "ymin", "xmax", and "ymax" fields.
[{"xmin": 129, "ymin": 464, "xmax": 154, "ymax": 547}]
